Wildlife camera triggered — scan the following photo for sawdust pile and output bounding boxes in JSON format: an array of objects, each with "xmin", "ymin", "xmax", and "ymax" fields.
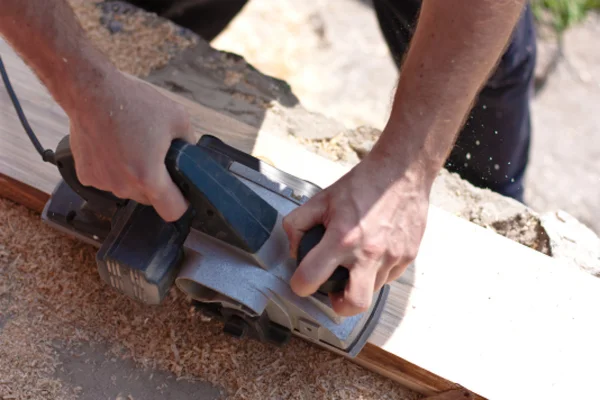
[
  {"xmin": 0, "ymin": 198, "xmax": 420, "ymax": 400},
  {"xmin": 67, "ymin": 0, "xmax": 197, "ymax": 77},
  {"xmin": 293, "ymin": 125, "xmax": 381, "ymax": 166}
]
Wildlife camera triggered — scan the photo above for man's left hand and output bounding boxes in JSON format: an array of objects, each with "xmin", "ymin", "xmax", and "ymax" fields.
[{"xmin": 283, "ymin": 146, "xmax": 431, "ymax": 316}]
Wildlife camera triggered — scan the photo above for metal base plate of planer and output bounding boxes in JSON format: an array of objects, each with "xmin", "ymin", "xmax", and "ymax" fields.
[{"xmin": 41, "ymin": 136, "xmax": 389, "ymax": 358}]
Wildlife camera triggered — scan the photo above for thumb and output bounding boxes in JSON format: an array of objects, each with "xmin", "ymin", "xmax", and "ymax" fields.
[
  {"xmin": 146, "ymin": 165, "xmax": 189, "ymax": 222},
  {"xmin": 282, "ymin": 192, "xmax": 328, "ymax": 258}
]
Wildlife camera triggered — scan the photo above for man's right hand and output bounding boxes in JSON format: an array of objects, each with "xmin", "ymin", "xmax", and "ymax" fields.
[
  {"xmin": 1, "ymin": 0, "xmax": 197, "ymax": 222},
  {"xmin": 68, "ymin": 69, "xmax": 196, "ymax": 222}
]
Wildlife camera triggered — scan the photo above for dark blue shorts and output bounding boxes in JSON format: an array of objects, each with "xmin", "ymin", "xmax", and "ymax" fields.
[{"xmin": 373, "ymin": 0, "xmax": 537, "ymax": 202}]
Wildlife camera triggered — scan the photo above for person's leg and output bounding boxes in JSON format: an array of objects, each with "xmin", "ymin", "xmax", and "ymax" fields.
[{"xmin": 373, "ymin": 0, "xmax": 537, "ymax": 202}]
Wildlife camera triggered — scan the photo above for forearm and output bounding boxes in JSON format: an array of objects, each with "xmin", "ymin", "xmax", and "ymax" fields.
[
  {"xmin": 0, "ymin": 0, "xmax": 115, "ymax": 113},
  {"xmin": 373, "ymin": 0, "xmax": 527, "ymax": 186}
]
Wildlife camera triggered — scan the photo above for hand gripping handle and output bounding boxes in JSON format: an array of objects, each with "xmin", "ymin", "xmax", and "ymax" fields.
[
  {"xmin": 165, "ymin": 138, "xmax": 348, "ymax": 295},
  {"xmin": 165, "ymin": 139, "xmax": 279, "ymax": 254},
  {"xmin": 297, "ymin": 224, "xmax": 349, "ymax": 294},
  {"xmin": 54, "ymin": 135, "xmax": 125, "ymax": 216}
]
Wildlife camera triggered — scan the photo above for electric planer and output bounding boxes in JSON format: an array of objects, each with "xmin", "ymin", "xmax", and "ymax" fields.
[{"xmin": 0, "ymin": 55, "xmax": 389, "ymax": 357}]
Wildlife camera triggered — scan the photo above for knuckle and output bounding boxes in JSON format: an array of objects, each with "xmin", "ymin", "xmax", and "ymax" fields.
[
  {"xmin": 337, "ymin": 227, "xmax": 360, "ymax": 250},
  {"xmin": 387, "ymin": 244, "xmax": 406, "ymax": 263},
  {"xmin": 403, "ymin": 245, "xmax": 419, "ymax": 263},
  {"xmin": 127, "ymin": 167, "xmax": 157, "ymax": 193},
  {"xmin": 361, "ymin": 240, "xmax": 387, "ymax": 259}
]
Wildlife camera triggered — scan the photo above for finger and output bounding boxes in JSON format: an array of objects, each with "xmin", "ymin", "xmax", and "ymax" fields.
[
  {"xmin": 289, "ymin": 232, "xmax": 347, "ymax": 297},
  {"xmin": 110, "ymin": 186, "xmax": 150, "ymax": 205},
  {"xmin": 374, "ymin": 265, "xmax": 391, "ymax": 292},
  {"xmin": 387, "ymin": 262, "xmax": 410, "ymax": 282},
  {"xmin": 128, "ymin": 192, "xmax": 152, "ymax": 206},
  {"xmin": 145, "ymin": 166, "xmax": 189, "ymax": 222},
  {"xmin": 282, "ymin": 193, "xmax": 328, "ymax": 258},
  {"xmin": 331, "ymin": 259, "xmax": 379, "ymax": 316},
  {"xmin": 73, "ymin": 156, "xmax": 98, "ymax": 189},
  {"xmin": 373, "ymin": 252, "xmax": 405, "ymax": 291},
  {"xmin": 107, "ymin": 182, "xmax": 150, "ymax": 204}
]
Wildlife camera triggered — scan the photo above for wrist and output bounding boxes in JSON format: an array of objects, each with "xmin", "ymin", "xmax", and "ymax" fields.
[
  {"xmin": 59, "ymin": 46, "xmax": 117, "ymax": 115},
  {"xmin": 366, "ymin": 122, "xmax": 443, "ymax": 191}
]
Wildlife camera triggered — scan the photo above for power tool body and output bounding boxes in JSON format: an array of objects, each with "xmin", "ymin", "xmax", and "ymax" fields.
[
  {"xmin": 0, "ymin": 45, "xmax": 387, "ymax": 358},
  {"xmin": 41, "ymin": 134, "xmax": 389, "ymax": 357}
]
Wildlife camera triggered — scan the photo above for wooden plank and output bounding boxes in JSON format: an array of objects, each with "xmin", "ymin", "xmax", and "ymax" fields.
[
  {"xmin": 3, "ymin": 38, "xmax": 600, "ymax": 399},
  {"xmin": 423, "ymin": 389, "xmax": 477, "ymax": 400},
  {"xmin": 0, "ymin": 173, "xmax": 49, "ymax": 213}
]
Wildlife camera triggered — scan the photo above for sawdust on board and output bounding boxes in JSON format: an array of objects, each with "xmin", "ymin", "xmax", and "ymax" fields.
[
  {"xmin": 0, "ymin": 198, "xmax": 421, "ymax": 400},
  {"xmin": 67, "ymin": 0, "xmax": 197, "ymax": 77}
]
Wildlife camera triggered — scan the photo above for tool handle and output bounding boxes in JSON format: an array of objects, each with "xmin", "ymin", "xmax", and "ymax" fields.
[
  {"xmin": 165, "ymin": 139, "xmax": 279, "ymax": 254},
  {"xmin": 297, "ymin": 224, "xmax": 349, "ymax": 294},
  {"xmin": 54, "ymin": 135, "xmax": 125, "ymax": 215}
]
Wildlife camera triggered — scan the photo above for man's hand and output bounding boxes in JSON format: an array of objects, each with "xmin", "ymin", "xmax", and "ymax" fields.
[
  {"xmin": 283, "ymin": 147, "xmax": 430, "ymax": 316},
  {"xmin": 283, "ymin": 0, "xmax": 528, "ymax": 316},
  {"xmin": 1, "ymin": 0, "xmax": 196, "ymax": 222},
  {"xmin": 68, "ymin": 71, "xmax": 195, "ymax": 221}
]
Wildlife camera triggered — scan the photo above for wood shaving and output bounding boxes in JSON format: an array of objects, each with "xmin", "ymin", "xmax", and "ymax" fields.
[
  {"xmin": 67, "ymin": 0, "xmax": 197, "ymax": 77},
  {"xmin": 0, "ymin": 198, "xmax": 421, "ymax": 399}
]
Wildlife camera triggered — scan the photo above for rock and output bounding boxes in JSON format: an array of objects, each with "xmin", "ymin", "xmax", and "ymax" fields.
[
  {"xmin": 431, "ymin": 169, "xmax": 551, "ymax": 255},
  {"xmin": 345, "ymin": 125, "xmax": 381, "ymax": 159},
  {"xmin": 432, "ymin": 169, "xmax": 600, "ymax": 274},
  {"xmin": 108, "ymin": 20, "xmax": 123, "ymax": 34},
  {"xmin": 281, "ymin": 105, "xmax": 347, "ymax": 140},
  {"xmin": 540, "ymin": 210, "xmax": 600, "ymax": 276},
  {"xmin": 100, "ymin": 0, "xmax": 137, "ymax": 15}
]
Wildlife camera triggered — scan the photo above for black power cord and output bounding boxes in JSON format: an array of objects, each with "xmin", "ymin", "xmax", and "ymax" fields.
[{"xmin": 0, "ymin": 54, "xmax": 56, "ymax": 165}]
